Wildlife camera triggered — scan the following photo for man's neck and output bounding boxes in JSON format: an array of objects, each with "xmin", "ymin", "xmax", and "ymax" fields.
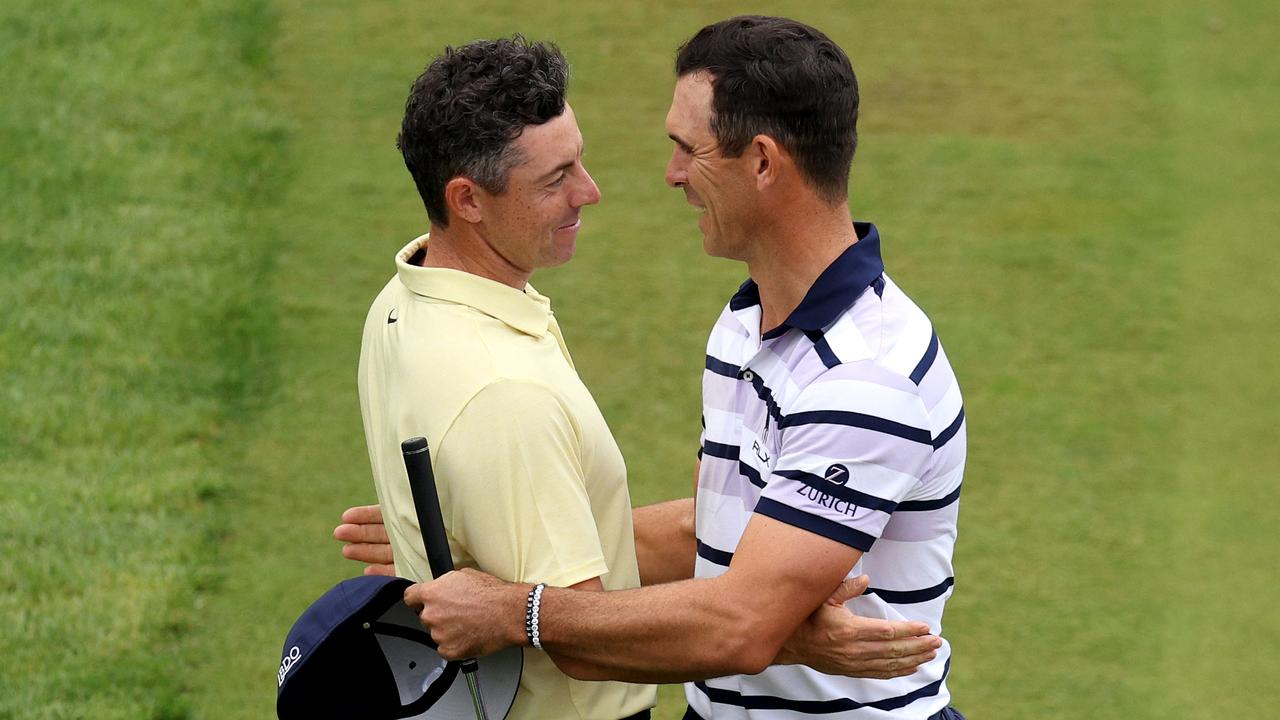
[
  {"xmin": 420, "ymin": 226, "xmax": 531, "ymax": 290},
  {"xmin": 745, "ymin": 202, "xmax": 856, "ymax": 335}
]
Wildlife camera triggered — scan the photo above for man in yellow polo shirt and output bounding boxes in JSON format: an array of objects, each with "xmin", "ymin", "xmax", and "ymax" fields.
[{"xmin": 356, "ymin": 37, "xmax": 653, "ymax": 719}]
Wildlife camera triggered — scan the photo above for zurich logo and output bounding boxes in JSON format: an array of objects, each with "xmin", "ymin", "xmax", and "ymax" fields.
[{"xmin": 824, "ymin": 464, "xmax": 850, "ymax": 486}]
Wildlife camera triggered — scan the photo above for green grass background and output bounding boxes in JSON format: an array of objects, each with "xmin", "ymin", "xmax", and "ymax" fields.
[{"xmin": 2, "ymin": 1, "xmax": 1276, "ymax": 718}]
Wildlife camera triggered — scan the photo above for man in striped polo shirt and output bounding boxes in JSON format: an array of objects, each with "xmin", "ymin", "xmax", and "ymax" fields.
[{"xmin": 397, "ymin": 15, "xmax": 966, "ymax": 719}]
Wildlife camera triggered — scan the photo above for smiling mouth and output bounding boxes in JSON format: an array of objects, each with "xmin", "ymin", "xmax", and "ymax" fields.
[{"xmin": 557, "ymin": 218, "xmax": 581, "ymax": 231}]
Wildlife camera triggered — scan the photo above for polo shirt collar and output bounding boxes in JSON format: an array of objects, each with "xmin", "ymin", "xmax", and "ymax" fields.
[
  {"xmin": 729, "ymin": 222, "xmax": 884, "ymax": 338},
  {"xmin": 394, "ymin": 234, "xmax": 552, "ymax": 338}
]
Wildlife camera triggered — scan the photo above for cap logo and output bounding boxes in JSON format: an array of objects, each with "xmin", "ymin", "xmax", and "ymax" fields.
[{"xmin": 278, "ymin": 645, "xmax": 302, "ymax": 687}]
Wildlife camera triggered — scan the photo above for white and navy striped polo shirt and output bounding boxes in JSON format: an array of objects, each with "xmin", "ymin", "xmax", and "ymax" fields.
[{"xmin": 688, "ymin": 222, "xmax": 965, "ymax": 720}]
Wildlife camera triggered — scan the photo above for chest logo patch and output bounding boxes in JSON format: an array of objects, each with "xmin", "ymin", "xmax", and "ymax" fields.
[{"xmin": 824, "ymin": 464, "xmax": 850, "ymax": 486}]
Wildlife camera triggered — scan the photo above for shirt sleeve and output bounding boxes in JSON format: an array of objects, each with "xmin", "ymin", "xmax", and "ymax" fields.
[
  {"xmin": 433, "ymin": 378, "xmax": 609, "ymax": 588},
  {"xmin": 754, "ymin": 363, "xmax": 935, "ymax": 552}
]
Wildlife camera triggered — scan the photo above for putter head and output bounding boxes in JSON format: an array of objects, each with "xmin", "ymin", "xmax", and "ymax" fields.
[{"xmin": 278, "ymin": 575, "xmax": 521, "ymax": 719}]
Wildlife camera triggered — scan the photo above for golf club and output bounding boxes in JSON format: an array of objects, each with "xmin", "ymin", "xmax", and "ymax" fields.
[{"xmin": 402, "ymin": 436, "xmax": 489, "ymax": 720}]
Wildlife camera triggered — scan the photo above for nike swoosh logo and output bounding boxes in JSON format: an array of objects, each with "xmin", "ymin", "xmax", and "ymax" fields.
[{"xmin": 387, "ymin": 308, "xmax": 398, "ymax": 324}]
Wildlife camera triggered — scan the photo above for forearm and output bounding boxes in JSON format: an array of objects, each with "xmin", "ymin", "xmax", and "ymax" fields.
[
  {"xmin": 413, "ymin": 569, "xmax": 766, "ymax": 683},
  {"xmin": 410, "ymin": 519, "xmax": 855, "ymax": 683},
  {"xmin": 536, "ymin": 575, "xmax": 778, "ymax": 683},
  {"xmin": 632, "ymin": 497, "xmax": 696, "ymax": 586}
]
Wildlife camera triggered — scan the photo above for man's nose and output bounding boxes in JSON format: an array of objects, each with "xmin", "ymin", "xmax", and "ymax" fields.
[
  {"xmin": 574, "ymin": 168, "xmax": 602, "ymax": 207},
  {"xmin": 665, "ymin": 151, "xmax": 687, "ymax": 188}
]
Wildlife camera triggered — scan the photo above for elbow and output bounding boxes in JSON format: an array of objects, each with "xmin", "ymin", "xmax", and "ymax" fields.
[
  {"xmin": 724, "ymin": 636, "xmax": 775, "ymax": 676},
  {"xmin": 696, "ymin": 587, "xmax": 792, "ymax": 676},
  {"xmin": 719, "ymin": 621, "xmax": 786, "ymax": 677},
  {"xmin": 732, "ymin": 646, "xmax": 773, "ymax": 677}
]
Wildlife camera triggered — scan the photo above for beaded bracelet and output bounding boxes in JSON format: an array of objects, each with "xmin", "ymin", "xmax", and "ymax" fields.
[{"xmin": 524, "ymin": 582, "xmax": 547, "ymax": 650}]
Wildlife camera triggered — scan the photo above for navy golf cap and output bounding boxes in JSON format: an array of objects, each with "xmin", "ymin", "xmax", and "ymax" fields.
[{"xmin": 277, "ymin": 575, "xmax": 522, "ymax": 719}]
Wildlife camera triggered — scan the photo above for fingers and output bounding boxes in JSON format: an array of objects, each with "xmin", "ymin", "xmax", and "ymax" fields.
[
  {"xmin": 828, "ymin": 575, "xmax": 869, "ymax": 605},
  {"xmin": 403, "ymin": 577, "xmax": 465, "ymax": 660},
  {"xmin": 853, "ymin": 647, "xmax": 940, "ymax": 679},
  {"xmin": 849, "ymin": 633, "xmax": 942, "ymax": 661},
  {"xmin": 340, "ymin": 541, "xmax": 394, "ymax": 564},
  {"xmin": 334, "ymin": 522, "xmax": 391, "ymax": 545},
  {"xmin": 340, "ymin": 504, "xmax": 384, "ymax": 524},
  {"xmin": 403, "ymin": 582, "xmax": 426, "ymax": 610},
  {"xmin": 830, "ymin": 605, "xmax": 932, "ymax": 641},
  {"xmin": 883, "ymin": 619, "xmax": 933, "ymax": 640},
  {"xmin": 851, "ymin": 615, "xmax": 933, "ymax": 641},
  {"xmin": 363, "ymin": 563, "xmax": 396, "ymax": 577},
  {"xmin": 892, "ymin": 635, "xmax": 942, "ymax": 657},
  {"xmin": 403, "ymin": 576, "xmax": 451, "ymax": 607}
]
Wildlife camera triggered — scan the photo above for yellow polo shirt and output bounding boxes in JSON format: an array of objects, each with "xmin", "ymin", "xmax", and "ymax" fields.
[{"xmin": 357, "ymin": 234, "xmax": 654, "ymax": 720}]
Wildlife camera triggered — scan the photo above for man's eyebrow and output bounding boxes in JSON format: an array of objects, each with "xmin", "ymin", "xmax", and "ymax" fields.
[{"xmin": 668, "ymin": 132, "xmax": 694, "ymax": 151}]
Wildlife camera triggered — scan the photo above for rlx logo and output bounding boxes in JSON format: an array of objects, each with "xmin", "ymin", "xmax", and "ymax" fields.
[{"xmin": 752, "ymin": 440, "xmax": 770, "ymax": 464}]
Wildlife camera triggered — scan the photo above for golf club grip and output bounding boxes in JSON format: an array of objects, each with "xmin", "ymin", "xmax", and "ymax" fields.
[
  {"xmin": 401, "ymin": 437, "xmax": 454, "ymax": 579},
  {"xmin": 402, "ymin": 437, "xmax": 484, "ymax": 707}
]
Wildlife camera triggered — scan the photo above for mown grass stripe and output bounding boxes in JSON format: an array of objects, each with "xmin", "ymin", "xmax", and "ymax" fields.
[{"xmin": 0, "ymin": 1, "xmax": 283, "ymax": 717}]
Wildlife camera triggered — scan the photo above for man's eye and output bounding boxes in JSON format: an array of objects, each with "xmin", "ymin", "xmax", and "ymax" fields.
[{"xmin": 548, "ymin": 174, "xmax": 565, "ymax": 187}]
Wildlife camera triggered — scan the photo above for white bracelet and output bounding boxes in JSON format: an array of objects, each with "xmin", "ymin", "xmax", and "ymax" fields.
[{"xmin": 525, "ymin": 582, "xmax": 546, "ymax": 650}]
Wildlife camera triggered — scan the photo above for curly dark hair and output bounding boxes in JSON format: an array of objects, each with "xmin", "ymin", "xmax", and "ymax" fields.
[
  {"xmin": 397, "ymin": 36, "xmax": 569, "ymax": 227},
  {"xmin": 675, "ymin": 16, "xmax": 859, "ymax": 203}
]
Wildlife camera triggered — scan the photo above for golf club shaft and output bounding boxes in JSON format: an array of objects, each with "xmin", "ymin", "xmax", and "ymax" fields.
[
  {"xmin": 464, "ymin": 664, "xmax": 487, "ymax": 720},
  {"xmin": 401, "ymin": 437, "xmax": 489, "ymax": 720}
]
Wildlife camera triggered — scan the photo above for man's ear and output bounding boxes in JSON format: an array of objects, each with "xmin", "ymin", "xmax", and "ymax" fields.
[
  {"xmin": 750, "ymin": 134, "xmax": 785, "ymax": 191},
  {"xmin": 444, "ymin": 177, "xmax": 484, "ymax": 224}
]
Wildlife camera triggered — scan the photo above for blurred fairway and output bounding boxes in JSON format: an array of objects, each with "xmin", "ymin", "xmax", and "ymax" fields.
[{"xmin": 2, "ymin": 1, "xmax": 1277, "ymax": 718}]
